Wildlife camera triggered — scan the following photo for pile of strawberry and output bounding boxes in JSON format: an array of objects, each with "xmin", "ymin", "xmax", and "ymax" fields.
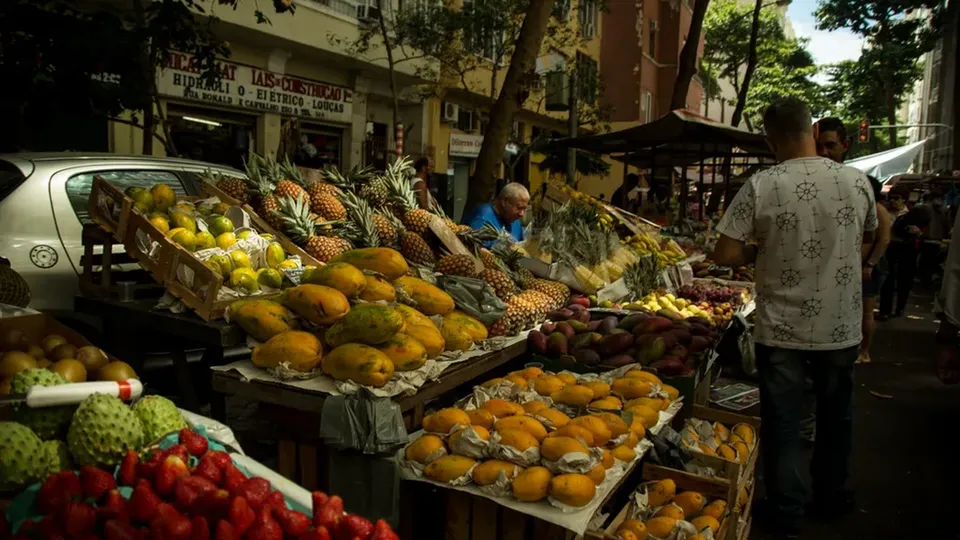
[{"xmin": 0, "ymin": 428, "xmax": 398, "ymax": 540}]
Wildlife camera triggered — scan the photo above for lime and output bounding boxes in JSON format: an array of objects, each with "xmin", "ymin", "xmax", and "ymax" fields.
[
  {"xmin": 216, "ymin": 232, "xmax": 237, "ymax": 250},
  {"xmin": 257, "ymin": 268, "xmax": 283, "ymax": 289},
  {"xmin": 194, "ymin": 231, "xmax": 216, "ymax": 250},
  {"xmin": 170, "ymin": 211, "xmax": 197, "ymax": 234},
  {"xmin": 229, "ymin": 250, "xmax": 252, "ymax": 269},
  {"xmin": 208, "ymin": 254, "xmax": 233, "ymax": 276},
  {"xmin": 149, "ymin": 215, "xmax": 170, "ymax": 234},
  {"xmin": 169, "ymin": 229, "xmax": 197, "ymax": 252},
  {"xmin": 208, "ymin": 216, "xmax": 235, "ymax": 237},
  {"xmin": 236, "ymin": 230, "xmax": 253, "ymax": 240},
  {"xmin": 229, "ymin": 268, "xmax": 260, "ymax": 294}
]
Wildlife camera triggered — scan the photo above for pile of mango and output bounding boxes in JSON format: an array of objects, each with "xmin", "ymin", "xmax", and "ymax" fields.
[
  {"xmin": 622, "ymin": 292, "xmax": 728, "ymax": 326},
  {"xmin": 615, "ymin": 479, "xmax": 727, "ymax": 540}
]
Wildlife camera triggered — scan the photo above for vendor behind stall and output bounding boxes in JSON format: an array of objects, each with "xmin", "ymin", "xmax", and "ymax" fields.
[
  {"xmin": 611, "ymin": 173, "xmax": 641, "ymax": 213},
  {"xmin": 463, "ymin": 183, "xmax": 529, "ymax": 245}
]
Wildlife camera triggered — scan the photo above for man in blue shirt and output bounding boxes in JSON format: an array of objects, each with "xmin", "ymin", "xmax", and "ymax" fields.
[{"xmin": 463, "ymin": 182, "xmax": 529, "ymax": 244}]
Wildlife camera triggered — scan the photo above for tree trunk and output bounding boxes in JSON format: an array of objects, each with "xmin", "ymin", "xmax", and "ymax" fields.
[
  {"xmin": 730, "ymin": 0, "xmax": 762, "ymax": 128},
  {"xmin": 884, "ymin": 81, "xmax": 898, "ymax": 149},
  {"xmin": 669, "ymin": 0, "xmax": 710, "ymax": 111},
  {"xmin": 467, "ymin": 0, "xmax": 556, "ymax": 211},
  {"xmin": 376, "ymin": 0, "xmax": 402, "ymax": 159}
]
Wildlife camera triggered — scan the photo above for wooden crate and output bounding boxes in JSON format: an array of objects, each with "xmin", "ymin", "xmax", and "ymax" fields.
[
  {"xmin": 0, "ymin": 312, "xmax": 122, "ymax": 363},
  {"xmin": 644, "ymin": 404, "xmax": 761, "ymax": 540},
  {"xmin": 87, "ymin": 175, "xmax": 134, "ymax": 241},
  {"xmin": 79, "ymin": 225, "xmax": 165, "ymax": 301}
]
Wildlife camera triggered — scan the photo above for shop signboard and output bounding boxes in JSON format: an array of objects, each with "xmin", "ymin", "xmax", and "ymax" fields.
[
  {"xmin": 449, "ymin": 133, "xmax": 484, "ymax": 158},
  {"xmin": 157, "ymin": 52, "xmax": 353, "ymax": 124}
]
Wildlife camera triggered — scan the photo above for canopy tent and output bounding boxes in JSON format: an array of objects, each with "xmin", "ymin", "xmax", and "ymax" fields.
[{"xmin": 846, "ymin": 139, "xmax": 927, "ymax": 181}]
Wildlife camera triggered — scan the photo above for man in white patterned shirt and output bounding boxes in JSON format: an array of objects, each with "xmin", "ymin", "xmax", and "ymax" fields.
[{"xmin": 711, "ymin": 99, "xmax": 876, "ymax": 538}]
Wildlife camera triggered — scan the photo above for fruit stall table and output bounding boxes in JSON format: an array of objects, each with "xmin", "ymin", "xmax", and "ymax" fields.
[
  {"xmin": 210, "ymin": 340, "xmax": 529, "ymax": 490},
  {"xmin": 73, "ymin": 295, "xmax": 245, "ymax": 414}
]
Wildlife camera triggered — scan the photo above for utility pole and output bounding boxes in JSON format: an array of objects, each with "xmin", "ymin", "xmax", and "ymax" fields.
[{"xmin": 566, "ymin": 68, "xmax": 578, "ymax": 184}]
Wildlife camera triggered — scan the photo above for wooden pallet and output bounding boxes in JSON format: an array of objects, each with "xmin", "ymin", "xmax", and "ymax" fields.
[{"xmin": 79, "ymin": 224, "xmax": 165, "ymax": 301}]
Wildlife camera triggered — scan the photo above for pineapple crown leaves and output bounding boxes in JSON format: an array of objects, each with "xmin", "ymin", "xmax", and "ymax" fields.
[
  {"xmin": 322, "ymin": 165, "xmax": 354, "ymax": 190},
  {"xmin": 277, "ymin": 156, "xmax": 305, "ymax": 186},
  {"xmin": 274, "ymin": 193, "xmax": 315, "ymax": 241},
  {"xmin": 339, "ymin": 189, "xmax": 381, "ymax": 248},
  {"xmin": 457, "ymin": 224, "xmax": 499, "ymax": 253},
  {"xmin": 243, "ymin": 155, "xmax": 276, "ymax": 195}
]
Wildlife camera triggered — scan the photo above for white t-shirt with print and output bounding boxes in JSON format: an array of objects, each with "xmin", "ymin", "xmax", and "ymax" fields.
[{"xmin": 717, "ymin": 157, "xmax": 877, "ymax": 350}]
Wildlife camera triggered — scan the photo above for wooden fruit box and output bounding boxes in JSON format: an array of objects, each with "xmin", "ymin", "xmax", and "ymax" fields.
[
  {"xmin": 0, "ymin": 311, "xmax": 122, "ymax": 364},
  {"xmin": 79, "ymin": 224, "xmax": 166, "ymax": 301},
  {"xmin": 87, "ymin": 176, "xmax": 134, "ymax": 242}
]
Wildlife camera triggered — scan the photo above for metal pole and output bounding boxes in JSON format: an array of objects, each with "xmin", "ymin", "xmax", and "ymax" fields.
[
  {"xmin": 566, "ymin": 69, "xmax": 578, "ymax": 185},
  {"xmin": 698, "ymin": 141, "xmax": 706, "ymax": 220}
]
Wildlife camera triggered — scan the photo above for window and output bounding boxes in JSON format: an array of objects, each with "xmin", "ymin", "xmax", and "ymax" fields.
[
  {"xmin": 355, "ymin": 0, "xmax": 381, "ymax": 21},
  {"xmin": 578, "ymin": 0, "xmax": 598, "ymax": 38},
  {"xmin": 0, "ymin": 160, "xmax": 27, "ymax": 204},
  {"xmin": 640, "ymin": 90, "xmax": 654, "ymax": 124},
  {"xmin": 457, "ymin": 110, "xmax": 476, "ymax": 132},
  {"xmin": 553, "ymin": 0, "xmax": 571, "ymax": 20},
  {"xmin": 464, "ymin": 0, "xmax": 503, "ymax": 61},
  {"xmin": 576, "ymin": 53, "xmax": 599, "ymax": 104},
  {"xmin": 65, "ymin": 171, "xmax": 187, "ymax": 225},
  {"xmin": 648, "ymin": 20, "xmax": 658, "ymax": 59}
]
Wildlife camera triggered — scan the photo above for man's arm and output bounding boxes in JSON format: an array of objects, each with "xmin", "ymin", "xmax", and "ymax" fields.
[
  {"xmin": 712, "ymin": 235, "xmax": 758, "ymax": 268},
  {"xmin": 864, "ymin": 204, "xmax": 891, "ymax": 265},
  {"xmin": 413, "ymin": 180, "xmax": 430, "ymax": 210}
]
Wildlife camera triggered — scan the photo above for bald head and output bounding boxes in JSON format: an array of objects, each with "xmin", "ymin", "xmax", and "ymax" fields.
[{"xmin": 495, "ymin": 183, "xmax": 530, "ymax": 224}]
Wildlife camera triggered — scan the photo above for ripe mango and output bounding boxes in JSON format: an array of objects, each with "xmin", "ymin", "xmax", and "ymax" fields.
[
  {"xmin": 466, "ymin": 409, "xmax": 496, "ymax": 430},
  {"xmin": 424, "ymin": 455, "xmax": 477, "ymax": 483},
  {"xmin": 647, "ymin": 478, "xmax": 676, "ymax": 508},
  {"xmin": 322, "ymin": 343, "xmax": 394, "ymax": 387},
  {"xmin": 512, "ymin": 466, "xmax": 552, "ymax": 502},
  {"xmin": 546, "ymin": 425, "xmax": 595, "ymax": 447},
  {"xmin": 733, "ymin": 423, "xmax": 756, "ymax": 446},
  {"xmin": 645, "ymin": 517, "xmax": 678, "ymax": 538},
  {"xmin": 405, "ymin": 435, "xmax": 446, "ymax": 464},
  {"xmin": 691, "ymin": 515, "xmax": 720, "ymax": 534},
  {"xmin": 472, "ymin": 459, "xmax": 522, "ymax": 486},
  {"xmin": 481, "ymin": 399, "xmax": 525, "ymax": 418},
  {"xmin": 625, "ymin": 404, "xmax": 659, "ymax": 430},
  {"xmin": 617, "ymin": 520, "xmax": 647, "ymax": 540},
  {"xmin": 281, "ymin": 284, "xmax": 350, "ymax": 326},
  {"xmin": 251, "ymin": 331, "xmax": 323, "ymax": 372},
  {"xmin": 522, "ymin": 401, "xmax": 550, "ymax": 414},
  {"xmin": 331, "ymin": 247, "xmax": 408, "ymax": 280},
  {"xmin": 358, "ymin": 274, "xmax": 397, "ymax": 302},
  {"xmin": 592, "ymin": 412, "xmax": 630, "ymax": 438},
  {"xmin": 495, "ymin": 416, "xmax": 548, "ymax": 442},
  {"xmin": 582, "ymin": 380, "xmax": 610, "ymax": 399},
  {"xmin": 376, "ymin": 333, "xmax": 428, "ymax": 372},
  {"xmin": 556, "ymin": 373, "xmax": 577, "ymax": 385},
  {"xmin": 585, "ymin": 464, "xmax": 605, "ymax": 485},
  {"xmin": 394, "ymin": 276, "xmax": 455, "ymax": 315},
  {"xmin": 625, "ymin": 369, "xmax": 662, "ymax": 385},
  {"xmin": 589, "ymin": 396, "xmax": 623, "ymax": 411},
  {"xmin": 532, "ymin": 408, "xmax": 570, "ymax": 428},
  {"xmin": 549, "ymin": 474, "xmax": 596, "ymax": 507},
  {"xmin": 325, "ymin": 304, "xmax": 404, "ymax": 347},
  {"xmin": 612, "ymin": 378, "xmax": 654, "ymax": 399},
  {"xmin": 423, "ymin": 408, "xmax": 471, "ymax": 434},
  {"xmin": 701, "ymin": 500, "xmax": 727, "ymax": 520},
  {"xmin": 496, "ymin": 429, "xmax": 540, "ymax": 452},
  {"xmin": 304, "ymin": 262, "xmax": 366, "ymax": 297},
  {"xmin": 611, "ymin": 444, "xmax": 636, "ymax": 461},
  {"xmin": 540, "ymin": 436, "xmax": 589, "ymax": 462},
  {"xmin": 230, "ymin": 299, "xmax": 299, "ymax": 342},
  {"xmin": 654, "ymin": 504, "xmax": 685, "ymax": 520},
  {"xmin": 568, "ymin": 416, "xmax": 612, "ymax": 446},
  {"xmin": 532, "ymin": 375, "xmax": 566, "ymax": 396},
  {"xmin": 673, "ymin": 491, "xmax": 706, "ymax": 516},
  {"xmin": 550, "ymin": 384, "xmax": 594, "ymax": 406}
]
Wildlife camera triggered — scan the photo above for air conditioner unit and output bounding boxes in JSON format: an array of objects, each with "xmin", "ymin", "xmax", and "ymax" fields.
[
  {"xmin": 356, "ymin": 3, "xmax": 380, "ymax": 21},
  {"xmin": 441, "ymin": 102, "xmax": 459, "ymax": 123},
  {"xmin": 545, "ymin": 71, "xmax": 569, "ymax": 112}
]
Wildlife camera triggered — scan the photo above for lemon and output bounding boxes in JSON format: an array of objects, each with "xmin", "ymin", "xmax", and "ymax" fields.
[
  {"xmin": 208, "ymin": 254, "xmax": 233, "ymax": 276},
  {"xmin": 265, "ymin": 242, "xmax": 286, "ymax": 269},
  {"xmin": 229, "ymin": 268, "xmax": 260, "ymax": 294},
  {"xmin": 149, "ymin": 215, "xmax": 170, "ymax": 234},
  {"xmin": 257, "ymin": 268, "xmax": 283, "ymax": 289},
  {"xmin": 208, "ymin": 216, "xmax": 235, "ymax": 237},
  {"xmin": 194, "ymin": 231, "xmax": 216, "ymax": 250},
  {"xmin": 150, "ymin": 184, "xmax": 177, "ymax": 212},
  {"xmin": 170, "ymin": 211, "xmax": 197, "ymax": 234},
  {"xmin": 206, "ymin": 259, "xmax": 225, "ymax": 279},
  {"xmin": 236, "ymin": 230, "xmax": 253, "ymax": 240},
  {"xmin": 216, "ymin": 232, "xmax": 237, "ymax": 250},
  {"xmin": 169, "ymin": 229, "xmax": 197, "ymax": 251},
  {"xmin": 124, "ymin": 186, "xmax": 145, "ymax": 197},
  {"xmin": 131, "ymin": 190, "xmax": 154, "ymax": 212},
  {"xmin": 277, "ymin": 259, "xmax": 298, "ymax": 271},
  {"xmin": 212, "ymin": 202, "xmax": 231, "ymax": 215},
  {"xmin": 229, "ymin": 250, "xmax": 252, "ymax": 269},
  {"xmin": 133, "ymin": 201, "xmax": 152, "ymax": 214}
]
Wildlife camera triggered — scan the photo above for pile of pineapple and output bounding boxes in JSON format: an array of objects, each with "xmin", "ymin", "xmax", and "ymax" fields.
[
  {"xmin": 127, "ymin": 180, "xmax": 300, "ymax": 295},
  {"xmin": 623, "ymin": 233, "xmax": 687, "ymax": 267}
]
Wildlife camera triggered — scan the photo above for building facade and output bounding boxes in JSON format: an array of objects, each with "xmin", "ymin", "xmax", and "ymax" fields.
[{"xmin": 597, "ymin": 0, "xmax": 705, "ymax": 197}]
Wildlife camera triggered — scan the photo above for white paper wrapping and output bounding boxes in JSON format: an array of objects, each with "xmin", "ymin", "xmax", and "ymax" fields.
[
  {"xmin": 477, "ymin": 467, "xmax": 520, "ymax": 498},
  {"xmin": 488, "ymin": 431, "xmax": 541, "ymax": 467},
  {"xmin": 540, "ymin": 446, "xmax": 602, "ymax": 475},
  {"xmin": 448, "ymin": 426, "xmax": 491, "ymax": 459},
  {"xmin": 210, "ymin": 331, "xmax": 529, "ymax": 397}
]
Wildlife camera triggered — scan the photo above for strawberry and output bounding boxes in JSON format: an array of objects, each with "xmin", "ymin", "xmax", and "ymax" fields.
[
  {"xmin": 138, "ymin": 449, "xmax": 167, "ymax": 482},
  {"xmin": 104, "ymin": 519, "xmax": 143, "ymax": 540},
  {"xmin": 262, "ymin": 491, "xmax": 286, "ymax": 511},
  {"xmin": 311, "ymin": 491, "xmax": 330, "ymax": 523},
  {"xmin": 195, "ymin": 489, "xmax": 231, "ymax": 521},
  {"xmin": 231, "ymin": 478, "xmax": 270, "ymax": 510},
  {"xmin": 35, "ymin": 515, "xmax": 65, "ymax": 538},
  {"xmin": 60, "ymin": 501, "xmax": 96, "ymax": 537},
  {"xmin": 221, "ymin": 464, "xmax": 247, "ymax": 492},
  {"xmin": 166, "ymin": 444, "xmax": 190, "ymax": 464},
  {"xmin": 273, "ymin": 507, "xmax": 311, "ymax": 536},
  {"xmin": 156, "ymin": 455, "xmax": 191, "ymax": 496},
  {"xmin": 300, "ymin": 528, "xmax": 333, "ymax": 540},
  {"xmin": 178, "ymin": 429, "xmax": 209, "ymax": 457},
  {"xmin": 202, "ymin": 451, "xmax": 231, "ymax": 470},
  {"xmin": 244, "ymin": 508, "xmax": 282, "ymax": 540},
  {"xmin": 153, "ymin": 503, "xmax": 193, "ymax": 540},
  {"xmin": 338, "ymin": 515, "xmax": 374, "ymax": 540},
  {"xmin": 37, "ymin": 473, "xmax": 70, "ymax": 514},
  {"xmin": 97, "ymin": 489, "xmax": 128, "ymax": 524},
  {"xmin": 79, "ymin": 465, "xmax": 117, "ymax": 500},
  {"xmin": 129, "ymin": 480, "xmax": 163, "ymax": 523},
  {"xmin": 212, "ymin": 520, "xmax": 239, "ymax": 540},
  {"xmin": 227, "ymin": 496, "xmax": 255, "ymax": 535},
  {"xmin": 119, "ymin": 449, "xmax": 140, "ymax": 487},
  {"xmin": 191, "ymin": 516, "xmax": 210, "ymax": 540},
  {"xmin": 193, "ymin": 456, "xmax": 223, "ymax": 486},
  {"xmin": 315, "ymin": 495, "xmax": 343, "ymax": 532},
  {"xmin": 174, "ymin": 475, "xmax": 217, "ymax": 513},
  {"xmin": 370, "ymin": 519, "xmax": 400, "ymax": 540}
]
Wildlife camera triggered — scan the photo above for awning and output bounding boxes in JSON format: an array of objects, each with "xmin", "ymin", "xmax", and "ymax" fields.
[{"xmin": 846, "ymin": 139, "xmax": 927, "ymax": 181}]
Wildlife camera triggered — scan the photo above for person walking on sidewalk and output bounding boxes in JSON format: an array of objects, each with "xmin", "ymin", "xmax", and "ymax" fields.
[
  {"xmin": 878, "ymin": 204, "xmax": 929, "ymax": 320},
  {"xmin": 711, "ymin": 99, "xmax": 877, "ymax": 538}
]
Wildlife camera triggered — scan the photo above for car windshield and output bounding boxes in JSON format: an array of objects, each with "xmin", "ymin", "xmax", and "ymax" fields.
[{"xmin": 0, "ymin": 160, "xmax": 27, "ymax": 203}]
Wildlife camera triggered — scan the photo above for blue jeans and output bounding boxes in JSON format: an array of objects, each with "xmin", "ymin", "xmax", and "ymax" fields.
[{"xmin": 756, "ymin": 344, "xmax": 857, "ymax": 526}]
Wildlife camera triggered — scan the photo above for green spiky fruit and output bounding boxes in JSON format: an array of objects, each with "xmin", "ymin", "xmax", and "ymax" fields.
[
  {"xmin": 11, "ymin": 369, "xmax": 74, "ymax": 440},
  {"xmin": 42, "ymin": 440, "xmax": 73, "ymax": 476},
  {"xmin": 131, "ymin": 395, "xmax": 188, "ymax": 443},
  {"xmin": 67, "ymin": 393, "xmax": 145, "ymax": 468},
  {"xmin": 0, "ymin": 422, "xmax": 48, "ymax": 491}
]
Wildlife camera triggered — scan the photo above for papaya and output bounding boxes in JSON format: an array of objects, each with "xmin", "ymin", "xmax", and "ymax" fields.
[
  {"xmin": 646, "ymin": 478, "xmax": 676, "ymax": 508},
  {"xmin": 230, "ymin": 299, "xmax": 299, "ymax": 342},
  {"xmin": 504, "ymin": 374, "xmax": 528, "ymax": 389},
  {"xmin": 713, "ymin": 422, "xmax": 731, "ymax": 442},
  {"xmin": 394, "ymin": 276, "xmax": 455, "ymax": 315},
  {"xmin": 701, "ymin": 500, "xmax": 727, "ymax": 520},
  {"xmin": 540, "ymin": 437, "xmax": 589, "ymax": 462},
  {"xmin": 589, "ymin": 397, "xmax": 623, "ymax": 411},
  {"xmin": 532, "ymin": 375, "xmax": 566, "ymax": 396},
  {"xmin": 522, "ymin": 401, "xmax": 550, "ymax": 414},
  {"xmin": 532, "ymin": 408, "xmax": 570, "ymax": 428},
  {"xmin": 673, "ymin": 491, "xmax": 706, "ymax": 518},
  {"xmin": 442, "ymin": 311, "xmax": 488, "ymax": 341},
  {"xmin": 424, "ymin": 455, "xmax": 477, "ymax": 483},
  {"xmin": 691, "ymin": 515, "xmax": 720, "ymax": 534},
  {"xmin": 358, "ymin": 274, "xmax": 397, "ymax": 302},
  {"xmin": 403, "ymin": 321, "xmax": 445, "ymax": 359},
  {"xmin": 611, "ymin": 445, "xmax": 636, "ymax": 462},
  {"xmin": 612, "ymin": 378, "xmax": 654, "ymax": 399},
  {"xmin": 321, "ymin": 343, "xmax": 395, "ymax": 387},
  {"xmin": 325, "ymin": 304, "xmax": 404, "ymax": 346},
  {"xmin": 281, "ymin": 285, "xmax": 350, "ymax": 326},
  {"xmin": 376, "ymin": 333, "xmax": 428, "ymax": 372},
  {"xmin": 600, "ymin": 449, "xmax": 614, "ymax": 469},
  {"xmin": 495, "ymin": 416, "xmax": 548, "ymax": 442},
  {"xmin": 405, "ymin": 435, "xmax": 446, "ymax": 464},
  {"xmin": 625, "ymin": 404, "xmax": 659, "ymax": 429},
  {"xmin": 449, "ymin": 426, "xmax": 490, "ymax": 452},
  {"xmin": 546, "ymin": 425, "xmax": 595, "ymax": 446},
  {"xmin": 481, "ymin": 399, "xmax": 525, "ymax": 418},
  {"xmin": 645, "ymin": 517, "xmax": 678, "ymax": 538},
  {"xmin": 495, "ymin": 429, "xmax": 540, "ymax": 452},
  {"xmin": 582, "ymin": 381, "xmax": 610, "ymax": 399},
  {"xmin": 549, "ymin": 474, "xmax": 596, "ymax": 507},
  {"xmin": 513, "ymin": 366, "xmax": 544, "ymax": 379},
  {"xmin": 568, "ymin": 416, "xmax": 612, "ymax": 446},
  {"xmin": 625, "ymin": 397, "xmax": 667, "ymax": 412},
  {"xmin": 556, "ymin": 372, "xmax": 577, "ymax": 385},
  {"xmin": 440, "ymin": 324, "xmax": 474, "ymax": 352},
  {"xmin": 472, "ymin": 459, "xmax": 522, "ymax": 486},
  {"xmin": 617, "ymin": 520, "xmax": 647, "ymax": 540},
  {"xmin": 251, "ymin": 330, "xmax": 323, "ymax": 373},
  {"xmin": 585, "ymin": 464, "xmax": 605, "ymax": 485},
  {"xmin": 512, "ymin": 466, "xmax": 552, "ymax": 502},
  {"xmin": 661, "ymin": 384, "xmax": 680, "ymax": 401},
  {"xmin": 466, "ymin": 409, "xmax": 496, "ymax": 430},
  {"xmin": 625, "ymin": 369, "xmax": 662, "ymax": 385},
  {"xmin": 592, "ymin": 412, "xmax": 630, "ymax": 438},
  {"xmin": 654, "ymin": 504, "xmax": 684, "ymax": 520},
  {"xmin": 550, "ymin": 384, "xmax": 595, "ymax": 407},
  {"xmin": 303, "ymin": 262, "xmax": 366, "ymax": 297},
  {"xmin": 422, "ymin": 408, "xmax": 471, "ymax": 434},
  {"xmin": 330, "ymin": 248, "xmax": 409, "ymax": 280},
  {"xmin": 733, "ymin": 423, "xmax": 756, "ymax": 446}
]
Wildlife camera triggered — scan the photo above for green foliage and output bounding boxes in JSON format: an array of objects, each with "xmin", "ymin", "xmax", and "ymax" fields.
[{"xmin": 701, "ymin": 0, "xmax": 824, "ymax": 127}]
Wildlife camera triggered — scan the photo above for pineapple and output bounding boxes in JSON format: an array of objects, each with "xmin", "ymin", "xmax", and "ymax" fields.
[
  {"xmin": 517, "ymin": 290, "xmax": 551, "ymax": 321},
  {"xmin": 340, "ymin": 190, "xmax": 381, "ymax": 248},
  {"xmin": 243, "ymin": 157, "xmax": 282, "ymax": 230},
  {"xmin": 312, "ymin": 190, "xmax": 346, "ymax": 221},
  {"xmin": 488, "ymin": 316, "xmax": 511, "ymax": 337},
  {"xmin": 524, "ymin": 279, "xmax": 570, "ymax": 311},
  {"xmin": 202, "ymin": 170, "xmax": 249, "ymax": 204},
  {"xmin": 384, "ymin": 156, "xmax": 435, "ymax": 234},
  {"xmin": 272, "ymin": 156, "xmax": 307, "ymax": 202},
  {"xmin": 400, "ymin": 231, "xmax": 435, "ymax": 267},
  {"xmin": 372, "ymin": 213, "xmax": 398, "ymax": 246},
  {"xmin": 479, "ymin": 268, "xmax": 519, "ymax": 300},
  {"xmin": 515, "ymin": 267, "xmax": 536, "ymax": 288},
  {"xmin": 436, "ymin": 254, "xmax": 478, "ymax": 277},
  {"xmin": 477, "ymin": 248, "xmax": 503, "ymax": 271},
  {"xmin": 276, "ymin": 193, "xmax": 352, "ymax": 262},
  {"xmin": 359, "ymin": 176, "xmax": 390, "ymax": 208}
]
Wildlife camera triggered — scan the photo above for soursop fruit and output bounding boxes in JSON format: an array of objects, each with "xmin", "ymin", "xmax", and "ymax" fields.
[
  {"xmin": 67, "ymin": 393, "xmax": 145, "ymax": 468},
  {"xmin": 11, "ymin": 369, "xmax": 74, "ymax": 440},
  {"xmin": 131, "ymin": 395, "xmax": 188, "ymax": 442},
  {"xmin": 0, "ymin": 422, "xmax": 48, "ymax": 491},
  {"xmin": 42, "ymin": 440, "xmax": 73, "ymax": 476}
]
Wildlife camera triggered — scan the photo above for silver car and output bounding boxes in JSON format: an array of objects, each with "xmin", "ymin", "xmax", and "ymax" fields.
[{"xmin": 0, "ymin": 153, "xmax": 244, "ymax": 316}]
